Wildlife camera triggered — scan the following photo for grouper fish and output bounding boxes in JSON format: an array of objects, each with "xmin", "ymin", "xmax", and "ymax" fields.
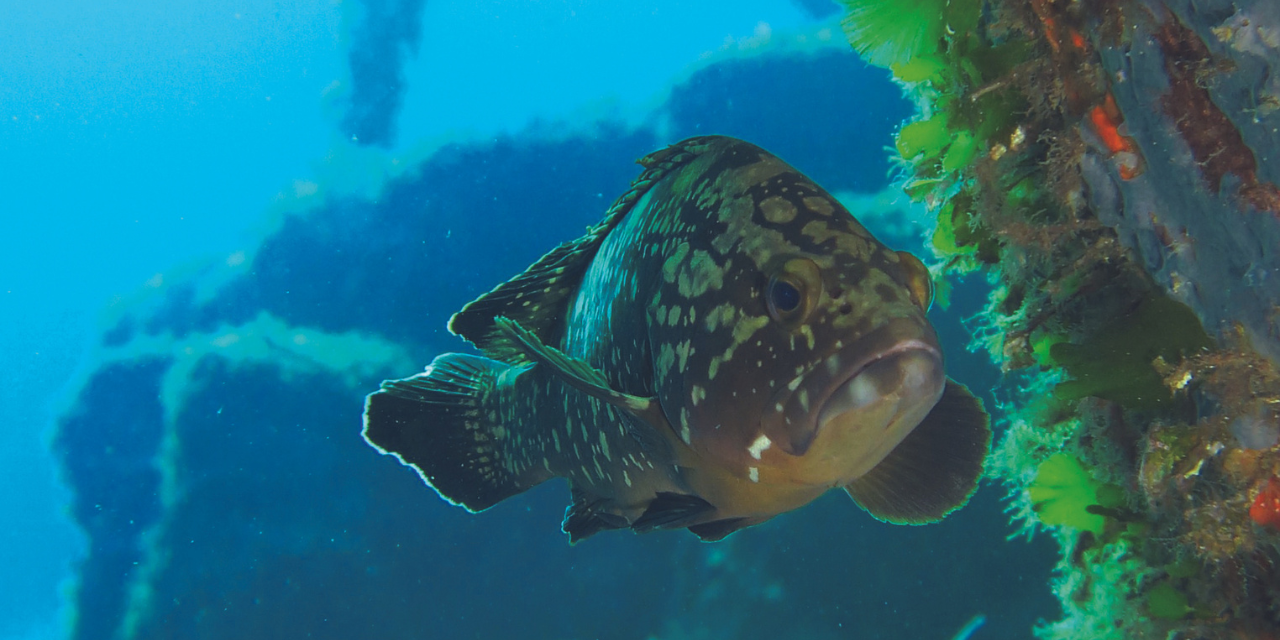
[{"xmin": 363, "ymin": 135, "xmax": 991, "ymax": 543}]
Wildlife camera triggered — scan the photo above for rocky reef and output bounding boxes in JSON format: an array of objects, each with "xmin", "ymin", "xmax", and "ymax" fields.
[{"xmin": 839, "ymin": 0, "xmax": 1280, "ymax": 635}]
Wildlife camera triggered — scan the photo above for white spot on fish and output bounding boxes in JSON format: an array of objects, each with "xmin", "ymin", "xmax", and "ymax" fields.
[
  {"xmin": 748, "ymin": 467, "xmax": 759, "ymax": 483},
  {"xmin": 748, "ymin": 434, "xmax": 772, "ymax": 460}
]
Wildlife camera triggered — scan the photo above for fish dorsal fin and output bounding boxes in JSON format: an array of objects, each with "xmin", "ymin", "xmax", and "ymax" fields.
[
  {"xmin": 447, "ymin": 138, "xmax": 712, "ymax": 362},
  {"xmin": 844, "ymin": 381, "xmax": 992, "ymax": 524},
  {"xmin": 493, "ymin": 317, "xmax": 672, "ymax": 431}
]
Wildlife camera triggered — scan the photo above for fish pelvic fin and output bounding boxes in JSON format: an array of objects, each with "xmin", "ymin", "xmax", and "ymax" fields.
[
  {"xmin": 362, "ymin": 353, "xmax": 549, "ymax": 512},
  {"xmin": 844, "ymin": 380, "xmax": 991, "ymax": 524},
  {"xmin": 562, "ymin": 486, "xmax": 630, "ymax": 544},
  {"xmin": 494, "ymin": 316, "xmax": 671, "ymax": 430}
]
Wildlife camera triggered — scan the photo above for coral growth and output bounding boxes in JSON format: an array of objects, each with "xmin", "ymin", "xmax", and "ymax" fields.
[{"xmin": 841, "ymin": 0, "xmax": 1280, "ymax": 636}]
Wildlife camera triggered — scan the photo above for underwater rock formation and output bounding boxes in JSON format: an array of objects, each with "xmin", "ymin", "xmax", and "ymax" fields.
[
  {"xmin": 339, "ymin": 0, "xmax": 428, "ymax": 146},
  {"xmin": 56, "ymin": 50, "xmax": 1058, "ymax": 639},
  {"xmin": 1089, "ymin": 0, "xmax": 1280, "ymax": 363},
  {"xmin": 838, "ymin": 0, "xmax": 1280, "ymax": 636}
]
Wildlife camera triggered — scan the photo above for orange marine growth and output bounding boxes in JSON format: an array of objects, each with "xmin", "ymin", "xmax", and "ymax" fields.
[
  {"xmin": 1087, "ymin": 94, "xmax": 1145, "ymax": 180},
  {"xmin": 1250, "ymin": 476, "xmax": 1280, "ymax": 530}
]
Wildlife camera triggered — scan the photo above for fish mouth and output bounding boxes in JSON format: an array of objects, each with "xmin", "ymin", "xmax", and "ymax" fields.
[{"xmin": 761, "ymin": 320, "xmax": 944, "ymax": 457}]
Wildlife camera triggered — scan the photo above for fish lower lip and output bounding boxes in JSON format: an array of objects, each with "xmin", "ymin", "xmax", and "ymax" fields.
[
  {"xmin": 815, "ymin": 341, "xmax": 942, "ymax": 430},
  {"xmin": 761, "ymin": 320, "xmax": 941, "ymax": 456}
]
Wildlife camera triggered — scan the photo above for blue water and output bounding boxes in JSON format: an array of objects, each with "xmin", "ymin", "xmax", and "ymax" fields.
[{"xmin": 3, "ymin": 2, "xmax": 1057, "ymax": 639}]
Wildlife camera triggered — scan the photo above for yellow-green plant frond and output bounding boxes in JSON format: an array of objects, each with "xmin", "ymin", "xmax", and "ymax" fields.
[
  {"xmin": 840, "ymin": 0, "xmax": 979, "ymax": 68},
  {"xmin": 1027, "ymin": 453, "xmax": 1125, "ymax": 536},
  {"xmin": 840, "ymin": 0, "xmax": 946, "ymax": 67}
]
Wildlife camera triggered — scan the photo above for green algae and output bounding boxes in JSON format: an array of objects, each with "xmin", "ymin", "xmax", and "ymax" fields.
[
  {"xmin": 896, "ymin": 114, "xmax": 952, "ymax": 162},
  {"xmin": 840, "ymin": 0, "xmax": 1280, "ymax": 637},
  {"xmin": 1051, "ymin": 294, "xmax": 1212, "ymax": 412},
  {"xmin": 840, "ymin": 0, "xmax": 979, "ymax": 68},
  {"xmin": 1028, "ymin": 453, "xmax": 1123, "ymax": 535},
  {"xmin": 1145, "ymin": 581, "xmax": 1191, "ymax": 620},
  {"xmin": 933, "ymin": 192, "xmax": 999, "ymax": 265}
]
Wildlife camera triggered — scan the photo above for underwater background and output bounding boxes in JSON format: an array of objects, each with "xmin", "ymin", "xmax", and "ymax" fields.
[{"xmin": 2, "ymin": 1, "xmax": 1067, "ymax": 638}]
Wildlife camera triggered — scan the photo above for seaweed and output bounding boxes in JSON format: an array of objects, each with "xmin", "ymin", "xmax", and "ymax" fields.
[
  {"xmin": 1050, "ymin": 293, "xmax": 1211, "ymax": 412},
  {"xmin": 839, "ymin": 0, "xmax": 1280, "ymax": 637}
]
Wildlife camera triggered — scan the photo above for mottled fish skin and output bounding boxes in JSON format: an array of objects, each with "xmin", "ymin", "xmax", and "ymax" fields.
[
  {"xmin": 367, "ymin": 135, "xmax": 966, "ymax": 539},
  {"xmin": 523, "ymin": 136, "xmax": 945, "ymax": 526}
]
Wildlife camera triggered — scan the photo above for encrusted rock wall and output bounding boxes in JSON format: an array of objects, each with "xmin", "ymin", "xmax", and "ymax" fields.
[{"xmin": 1088, "ymin": 0, "xmax": 1280, "ymax": 361}]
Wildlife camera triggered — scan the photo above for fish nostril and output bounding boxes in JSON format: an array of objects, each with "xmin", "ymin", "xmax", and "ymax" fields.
[{"xmin": 839, "ymin": 303, "xmax": 853, "ymax": 315}]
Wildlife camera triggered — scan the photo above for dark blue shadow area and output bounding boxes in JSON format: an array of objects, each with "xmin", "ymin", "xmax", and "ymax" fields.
[
  {"xmin": 127, "ymin": 356, "xmax": 695, "ymax": 639},
  {"xmin": 55, "ymin": 358, "xmax": 170, "ymax": 640},
  {"xmin": 341, "ymin": 0, "xmax": 429, "ymax": 146}
]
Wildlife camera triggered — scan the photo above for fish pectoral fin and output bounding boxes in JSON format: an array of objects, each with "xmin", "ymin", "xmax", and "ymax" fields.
[
  {"xmin": 844, "ymin": 380, "xmax": 992, "ymax": 525},
  {"xmin": 686, "ymin": 516, "xmax": 768, "ymax": 542},
  {"xmin": 562, "ymin": 487, "xmax": 629, "ymax": 544},
  {"xmin": 495, "ymin": 316, "xmax": 666, "ymax": 422},
  {"xmin": 631, "ymin": 492, "xmax": 716, "ymax": 533}
]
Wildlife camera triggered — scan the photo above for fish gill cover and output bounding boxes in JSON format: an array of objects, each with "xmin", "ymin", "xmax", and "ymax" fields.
[{"xmin": 50, "ymin": 8, "xmax": 1063, "ymax": 640}]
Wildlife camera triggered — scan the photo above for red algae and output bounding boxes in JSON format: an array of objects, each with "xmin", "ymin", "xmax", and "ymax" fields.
[{"xmin": 1250, "ymin": 477, "xmax": 1280, "ymax": 529}]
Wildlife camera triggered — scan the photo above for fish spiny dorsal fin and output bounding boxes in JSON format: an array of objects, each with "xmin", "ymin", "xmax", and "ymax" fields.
[
  {"xmin": 844, "ymin": 381, "xmax": 992, "ymax": 525},
  {"xmin": 447, "ymin": 138, "xmax": 715, "ymax": 363}
]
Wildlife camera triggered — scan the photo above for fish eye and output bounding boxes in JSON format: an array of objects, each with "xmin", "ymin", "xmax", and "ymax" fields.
[
  {"xmin": 768, "ymin": 280, "xmax": 801, "ymax": 313},
  {"xmin": 764, "ymin": 257, "xmax": 822, "ymax": 325},
  {"xmin": 896, "ymin": 251, "xmax": 934, "ymax": 311}
]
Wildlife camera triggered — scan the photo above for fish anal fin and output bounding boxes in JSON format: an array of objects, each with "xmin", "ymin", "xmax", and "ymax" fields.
[
  {"xmin": 631, "ymin": 492, "xmax": 716, "ymax": 533},
  {"xmin": 362, "ymin": 354, "xmax": 547, "ymax": 512},
  {"xmin": 844, "ymin": 380, "xmax": 992, "ymax": 524},
  {"xmin": 686, "ymin": 516, "xmax": 768, "ymax": 542}
]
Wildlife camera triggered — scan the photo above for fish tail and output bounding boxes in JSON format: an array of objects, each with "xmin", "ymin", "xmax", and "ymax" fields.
[{"xmin": 363, "ymin": 353, "xmax": 546, "ymax": 512}]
